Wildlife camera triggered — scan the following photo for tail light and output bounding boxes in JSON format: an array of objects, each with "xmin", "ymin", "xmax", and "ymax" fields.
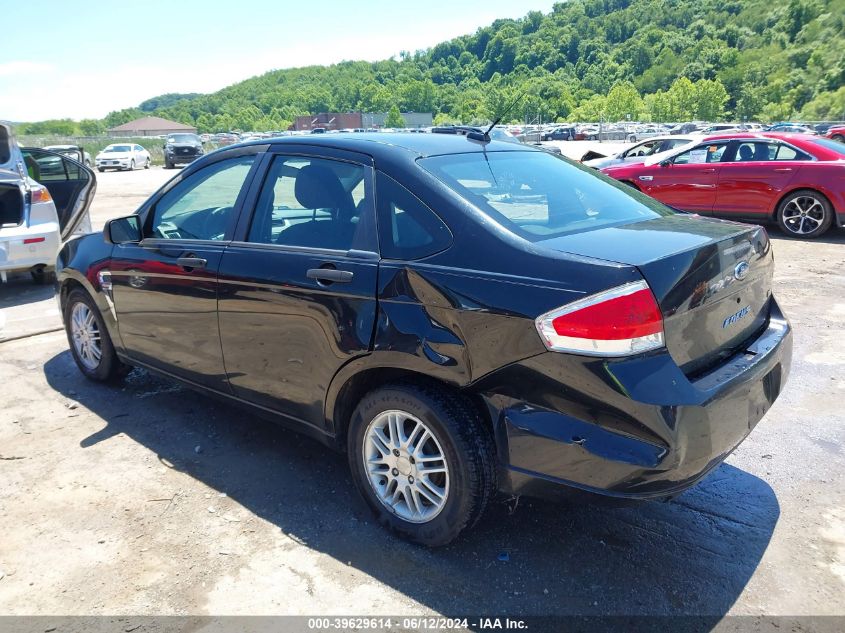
[
  {"xmin": 535, "ymin": 280, "xmax": 664, "ymax": 356},
  {"xmin": 31, "ymin": 185, "xmax": 53, "ymax": 204}
]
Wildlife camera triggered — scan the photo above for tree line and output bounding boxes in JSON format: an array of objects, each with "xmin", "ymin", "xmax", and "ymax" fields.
[{"xmin": 17, "ymin": 0, "xmax": 845, "ymax": 135}]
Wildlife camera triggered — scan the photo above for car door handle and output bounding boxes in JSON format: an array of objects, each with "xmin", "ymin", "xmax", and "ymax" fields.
[
  {"xmin": 307, "ymin": 268, "xmax": 354, "ymax": 283},
  {"xmin": 701, "ymin": 168, "xmax": 716, "ymax": 173},
  {"xmin": 774, "ymin": 167, "xmax": 793, "ymax": 172},
  {"xmin": 176, "ymin": 256, "xmax": 207, "ymax": 270}
]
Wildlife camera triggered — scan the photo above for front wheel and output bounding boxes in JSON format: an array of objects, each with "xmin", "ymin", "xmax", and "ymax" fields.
[
  {"xmin": 832, "ymin": 134, "xmax": 844, "ymax": 143},
  {"xmin": 128, "ymin": 159, "xmax": 135, "ymax": 171},
  {"xmin": 97, "ymin": 167, "xmax": 105, "ymax": 173},
  {"xmin": 144, "ymin": 158, "xmax": 151, "ymax": 169},
  {"xmin": 64, "ymin": 289, "xmax": 130, "ymax": 382},
  {"xmin": 776, "ymin": 190, "xmax": 832, "ymax": 239},
  {"xmin": 348, "ymin": 382, "xmax": 496, "ymax": 547}
]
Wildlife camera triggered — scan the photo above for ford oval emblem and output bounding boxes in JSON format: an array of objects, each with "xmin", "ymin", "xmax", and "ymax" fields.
[{"xmin": 734, "ymin": 261, "xmax": 750, "ymax": 281}]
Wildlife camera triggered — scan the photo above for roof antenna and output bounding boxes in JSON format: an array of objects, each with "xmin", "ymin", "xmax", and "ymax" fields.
[{"xmin": 467, "ymin": 91, "xmax": 527, "ymax": 143}]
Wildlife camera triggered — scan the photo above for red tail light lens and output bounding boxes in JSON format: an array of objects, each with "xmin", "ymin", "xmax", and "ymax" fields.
[{"xmin": 535, "ymin": 280, "xmax": 664, "ymax": 356}]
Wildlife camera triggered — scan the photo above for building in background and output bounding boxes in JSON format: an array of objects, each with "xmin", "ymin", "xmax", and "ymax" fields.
[
  {"xmin": 107, "ymin": 116, "xmax": 197, "ymax": 137},
  {"xmin": 292, "ymin": 112, "xmax": 433, "ymax": 131}
]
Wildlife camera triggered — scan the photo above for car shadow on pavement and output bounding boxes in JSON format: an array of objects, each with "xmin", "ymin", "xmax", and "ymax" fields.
[
  {"xmin": 45, "ymin": 352, "xmax": 780, "ymax": 619},
  {"xmin": 0, "ymin": 275, "xmax": 54, "ymax": 310},
  {"xmin": 769, "ymin": 226, "xmax": 845, "ymax": 245}
]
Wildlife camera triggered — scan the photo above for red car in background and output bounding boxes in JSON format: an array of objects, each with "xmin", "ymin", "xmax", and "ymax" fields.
[
  {"xmin": 825, "ymin": 126, "xmax": 845, "ymax": 143},
  {"xmin": 602, "ymin": 133, "xmax": 845, "ymax": 239}
]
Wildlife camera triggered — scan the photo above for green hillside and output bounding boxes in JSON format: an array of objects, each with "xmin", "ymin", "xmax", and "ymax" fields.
[{"xmin": 32, "ymin": 0, "xmax": 845, "ymax": 134}]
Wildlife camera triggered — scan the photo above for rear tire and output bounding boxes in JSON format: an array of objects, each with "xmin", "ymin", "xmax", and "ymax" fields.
[
  {"xmin": 348, "ymin": 381, "xmax": 496, "ymax": 547},
  {"xmin": 776, "ymin": 189, "xmax": 832, "ymax": 239},
  {"xmin": 30, "ymin": 265, "xmax": 55, "ymax": 284},
  {"xmin": 64, "ymin": 288, "xmax": 130, "ymax": 382},
  {"xmin": 832, "ymin": 134, "xmax": 845, "ymax": 143}
]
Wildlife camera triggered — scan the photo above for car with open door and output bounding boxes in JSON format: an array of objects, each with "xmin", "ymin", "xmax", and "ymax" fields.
[
  {"xmin": 0, "ymin": 122, "xmax": 95, "ymax": 283},
  {"xmin": 57, "ymin": 133, "xmax": 791, "ymax": 546},
  {"xmin": 582, "ymin": 135, "xmax": 700, "ymax": 169},
  {"xmin": 602, "ymin": 132, "xmax": 845, "ymax": 239}
]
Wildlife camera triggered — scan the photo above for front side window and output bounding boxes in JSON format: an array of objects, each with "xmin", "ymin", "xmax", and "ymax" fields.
[
  {"xmin": 150, "ymin": 155, "xmax": 255, "ymax": 240},
  {"xmin": 672, "ymin": 142, "xmax": 729, "ymax": 165},
  {"xmin": 247, "ymin": 155, "xmax": 371, "ymax": 251},
  {"xmin": 420, "ymin": 151, "xmax": 670, "ymax": 241}
]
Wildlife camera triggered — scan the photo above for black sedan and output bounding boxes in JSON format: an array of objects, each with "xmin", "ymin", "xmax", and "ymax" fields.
[{"xmin": 56, "ymin": 133, "xmax": 792, "ymax": 546}]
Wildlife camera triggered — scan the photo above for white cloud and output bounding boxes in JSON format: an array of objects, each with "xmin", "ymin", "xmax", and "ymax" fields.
[{"xmin": 0, "ymin": 61, "xmax": 54, "ymax": 77}]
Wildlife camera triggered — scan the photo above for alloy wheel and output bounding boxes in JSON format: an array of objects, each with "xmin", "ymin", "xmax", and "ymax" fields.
[
  {"xmin": 363, "ymin": 410, "xmax": 450, "ymax": 524},
  {"xmin": 70, "ymin": 302, "xmax": 102, "ymax": 370},
  {"xmin": 781, "ymin": 195, "xmax": 826, "ymax": 235}
]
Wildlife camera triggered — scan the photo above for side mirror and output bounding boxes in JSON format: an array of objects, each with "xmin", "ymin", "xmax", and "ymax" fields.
[
  {"xmin": 659, "ymin": 159, "xmax": 672, "ymax": 167},
  {"xmin": 104, "ymin": 215, "xmax": 142, "ymax": 244}
]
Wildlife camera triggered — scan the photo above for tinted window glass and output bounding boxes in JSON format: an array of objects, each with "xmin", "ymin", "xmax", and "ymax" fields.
[
  {"xmin": 673, "ymin": 142, "xmax": 729, "ymax": 164},
  {"xmin": 730, "ymin": 142, "xmax": 774, "ymax": 162},
  {"xmin": 150, "ymin": 155, "xmax": 254, "ymax": 240},
  {"xmin": 420, "ymin": 151, "xmax": 670, "ymax": 241},
  {"xmin": 376, "ymin": 172, "xmax": 452, "ymax": 260},
  {"xmin": 248, "ymin": 155, "xmax": 369, "ymax": 251}
]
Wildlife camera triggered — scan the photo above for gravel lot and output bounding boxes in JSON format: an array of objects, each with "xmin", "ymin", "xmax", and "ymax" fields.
[{"xmin": 0, "ymin": 158, "xmax": 844, "ymax": 618}]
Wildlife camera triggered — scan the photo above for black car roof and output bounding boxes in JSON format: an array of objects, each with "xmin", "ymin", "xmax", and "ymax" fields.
[{"xmin": 254, "ymin": 132, "xmax": 540, "ymax": 160}]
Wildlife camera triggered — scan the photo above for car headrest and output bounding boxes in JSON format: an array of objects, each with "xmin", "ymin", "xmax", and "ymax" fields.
[{"xmin": 294, "ymin": 164, "xmax": 353, "ymax": 217}]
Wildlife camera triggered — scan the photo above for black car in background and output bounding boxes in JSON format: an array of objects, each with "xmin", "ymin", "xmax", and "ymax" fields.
[
  {"xmin": 163, "ymin": 133, "xmax": 204, "ymax": 169},
  {"xmin": 56, "ymin": 133, "xmax": 792, "ymax": 546}
]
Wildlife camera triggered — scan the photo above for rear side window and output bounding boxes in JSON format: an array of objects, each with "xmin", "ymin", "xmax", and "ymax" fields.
[
  {"xmin": 420, "ymin": 151, "xmax": 668, "ymax": 241},
  {"xmin": 774, "ymin": 144, "xmax": 810, "ymax": 161},
  {"xmin": 376, "ymin": 172, "xmax": 452, "ymax": 259}
]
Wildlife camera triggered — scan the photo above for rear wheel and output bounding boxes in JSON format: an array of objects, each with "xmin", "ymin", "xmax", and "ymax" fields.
[
  {"xmin": 776, "ymin": 190, "xmax": 832, "ymax": 239},
  {"xmin": 64, "ymin": 289, "xmax": 129, "ymax": 382},
  {"xmin": 348, "ymin": 382, "xmax": 496, "ymax": 547},
  {"xmin": 832, "ymin": 134, "xmax": 845, "ymax": 143},
  {"xmin": 30, "ymin": 265, "xmax": 54, "ymax": 284}
]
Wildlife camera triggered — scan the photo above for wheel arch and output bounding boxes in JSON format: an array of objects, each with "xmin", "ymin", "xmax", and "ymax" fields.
[
  {"xmin": 772, "ymin": 186, "xmax": 834, "ymax": 220},
  {"xmin": 327, "ymin": 364, "xmax": 495, "ymax": 454}
]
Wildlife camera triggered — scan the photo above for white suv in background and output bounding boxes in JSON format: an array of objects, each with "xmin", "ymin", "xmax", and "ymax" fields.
[{"xmin": 0, "ymin": 121, "xmax": 95, "ymax": 283}]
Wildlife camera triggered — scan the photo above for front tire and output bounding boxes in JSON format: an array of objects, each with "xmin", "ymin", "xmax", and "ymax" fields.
[
  {"xmin": 128, "ymin": 159, "xmax": 135, "ymax": 171},
  {"xmin": 64, "ymin": 289, "xmax": 129, "ymax": 382},
  {"xmin": 348, "ymin": 382, "xmax": 496, "ymax": 547},
  {"xmin": 832, "ymin": 134, "xmax": 844, "ymax": 143},
  {"xmin": 776, "ymin": 189, "xmax": 832, "ymax": 239},
  {"xmin": 144, "ymin": 158, "xmax": 151, "ymax": 169},
  {"xmin": 97, "ymin": 167, "xmax": 105, "ymax": 173}
]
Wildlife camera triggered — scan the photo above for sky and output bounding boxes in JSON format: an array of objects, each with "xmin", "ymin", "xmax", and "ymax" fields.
[{"xmin": 1, "ymin": 0, "xmax": 556, "ymax": 122}]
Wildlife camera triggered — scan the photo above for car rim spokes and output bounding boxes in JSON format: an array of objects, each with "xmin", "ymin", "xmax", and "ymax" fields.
[
  {"xmin": 783, "ymin": 196, "xmax": 825, "ymax": 235},
  {"xmin": 363, "ymin": 410, "xmax": 450, "ymax": 523},
  {"xmin": 70, "ymin": 303, "xmax": 101, "ymax": 370}
]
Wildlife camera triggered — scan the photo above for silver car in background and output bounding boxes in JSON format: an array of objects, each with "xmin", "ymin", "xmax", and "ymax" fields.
[
  {"xmin": 0, "ymin": 121, "xmax": 95, "ymax": 283},
  {"xmin": 582, "ymin": 136, "xmax": 701, "ymax": 169}
]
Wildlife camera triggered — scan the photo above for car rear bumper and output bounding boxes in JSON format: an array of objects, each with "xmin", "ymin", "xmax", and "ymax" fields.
[
  {"xmin": 474, "ymin": 299, "xmax": 792, "ymax": 501},
  {"xmin": 0, "ymin": 227, "xmax": 60, "ymax": 272}
]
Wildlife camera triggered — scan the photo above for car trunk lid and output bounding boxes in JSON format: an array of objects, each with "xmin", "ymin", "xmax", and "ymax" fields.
[{"xmin": 538, "ymin": 214, "xmax": 773, "ymax": 375}]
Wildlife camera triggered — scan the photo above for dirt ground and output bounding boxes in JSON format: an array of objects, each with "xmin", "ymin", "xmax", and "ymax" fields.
[{"xmin": 0, "ymin": 159, "xmax": 844, "ymax": 618}]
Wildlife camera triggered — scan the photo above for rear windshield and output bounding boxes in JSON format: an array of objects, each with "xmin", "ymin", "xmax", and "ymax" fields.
[
  {"xmin": 419, "ymin": 151, "xmax": 670, "ymax": 240},
  {"xmin": 810, "ymin": 138, "xmax": 845, "ymax": 157}
]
